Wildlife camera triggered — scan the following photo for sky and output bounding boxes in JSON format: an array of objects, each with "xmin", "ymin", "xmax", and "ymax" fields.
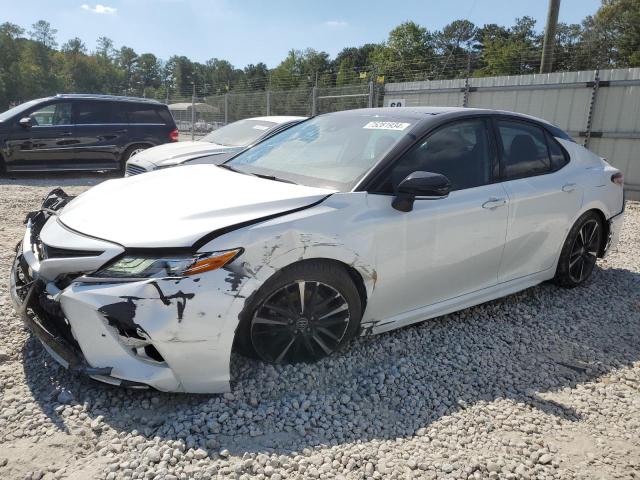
[{"xmin": 4, "ymin": 0, "xmax": 602, "ymax": 68}]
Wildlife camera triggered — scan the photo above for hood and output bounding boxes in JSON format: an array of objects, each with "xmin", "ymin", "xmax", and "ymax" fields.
[
  {"xmin": 59, "ymin": 165, "xmax": 334, "ymax": 248},
  {"xmin": 132, "ymin": 141, "xmax": 241, "ymax": 167}
]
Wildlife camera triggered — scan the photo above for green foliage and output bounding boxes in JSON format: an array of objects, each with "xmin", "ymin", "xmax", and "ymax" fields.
[{"xmin": 0, "ymin": 1, "xmax": 637, "ymax": 110}]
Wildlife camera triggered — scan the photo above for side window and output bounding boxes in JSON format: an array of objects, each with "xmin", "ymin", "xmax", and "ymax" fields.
[
  {"xmin": 497, "ymin": 120, "xmax": 551, "ymax": 179},
  {"xmin": 127, "ymin": 105, "xmax": 162, "ymax": 124},
  {"xmin": 28, "ymin": 102, "xmax": 73, "ymax": 126},
  {"xmin": 546, "ymin": 131, "xmax": 569, "ymax": 170},
  {"xmin": 74, "ymin": 101, "xmax": 112, "ymax": 124},
  {"xmin": 378, "ymin": 119, "xmax": 494, "ymax": 192}
]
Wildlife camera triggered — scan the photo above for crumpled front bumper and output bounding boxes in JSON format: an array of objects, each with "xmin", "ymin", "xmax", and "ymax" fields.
[
  {"xmin": 10, "ymin": 245, "xmax": 115, "ymax": 379},
  {"xmin": 10, "ymin": 190, "xmax": 254, "ymax": 393}
]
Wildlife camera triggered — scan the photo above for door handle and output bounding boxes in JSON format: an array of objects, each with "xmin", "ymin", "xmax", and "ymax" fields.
[
  {"xmin": 482, "ymin": 197, "xmax": 507, "ymax": 209},
  {"xmin": 562, "ymin": 183, "xmax": 577, "ymax": 193},
  {"xmin": 61, "ymin": 131, "xmax": 73, "ymax": 136},
  {"xmin": 115, "ymin": 129, "xmax": 128, "ymax": 133}
]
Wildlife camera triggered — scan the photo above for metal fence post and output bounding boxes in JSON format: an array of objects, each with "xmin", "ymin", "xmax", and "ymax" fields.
[
  {"xmin": 266, "ymin": 90, "xmax": 271, "ymax": 116},
  {"xmin": 463, "ymin": 54, "xmax": 472, "ymax": 108},
  {"xmin": 224, "ymin": 93, "xmax": 229, "ymax": 125},
  {"xmin": 368, "ymin": 82, "xmax": 374, "ymax": 108},
  {"xmin": 583, "ymin": 68, "xmax": 601, "ymax": 148},
  {"xmin": 191, "ymin": 83, "xmax": 195, "ymax": 141},
  {"xmin": 311, "ymin": 86, "xmax": 318, "ymax": 116}
]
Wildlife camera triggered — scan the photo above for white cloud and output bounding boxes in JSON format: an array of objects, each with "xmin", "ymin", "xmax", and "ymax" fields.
[
  {"xmin": 324, "ymin": 20, "xmax": 348, "ymax": 28},
  {"xmin": 81, "ymin": 4, "xmax": 117, "ymax": 14}
]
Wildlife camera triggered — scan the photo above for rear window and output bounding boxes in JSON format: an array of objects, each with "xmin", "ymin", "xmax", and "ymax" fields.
[
  {"xmin": 201, "ymin": 119, "xmax": 277, "ymax": 147},
  {"xmin": 546, "ymin": 131, "xmax": 570, "ymax": 170},
  {"xmin": 127, "ymin": 104, "xmax": 165, "ymax": 124},
  {"xmin": 497, "ymin": 120, "xmax": 551, "ymax": 179}
]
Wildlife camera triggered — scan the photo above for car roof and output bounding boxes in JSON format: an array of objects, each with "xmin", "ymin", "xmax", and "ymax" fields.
[
  {"xmin": 52, "ymin": 94, "xmax": 163, "ymax": 105},
  {"xmin": 247, "ymin": 116, "xmax": 307, "ymax": 124},
  {"xmin": 325, "ymin": 106, "xmax": 560, "ymax": 130}
]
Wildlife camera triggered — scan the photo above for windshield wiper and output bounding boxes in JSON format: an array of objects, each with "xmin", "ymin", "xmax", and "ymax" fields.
[
  {"xmin": 217, "ymin": 164, "xmax": 243, "ymax": 174},
  {"xmin": 218, "ymin": 164, "xmax": 296, "ymax": 184},
  {"xmin": 251, "ymin": 173, "xmax": 297, "ymax": 184}
]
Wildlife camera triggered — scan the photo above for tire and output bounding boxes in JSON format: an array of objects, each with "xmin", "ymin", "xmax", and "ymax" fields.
[
  {"xmin": 554, "ymin": 211, "xmax": 603, "ymax": 288},
  {"xmin": 0, "ymin": 153, "xmax": 6, "ymax": 176},
  {"xmin": 120, "ymin": 144, "xmax": 151, "ymax": 171},
  {"xmin": 235, "ymin": 260, "xmax": 363, "ymax": 364}
]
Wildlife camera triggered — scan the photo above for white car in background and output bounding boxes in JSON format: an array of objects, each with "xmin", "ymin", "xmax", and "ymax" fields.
[
  {"xmin": 10, "ymin": 107, "xmax": 624, "ymax": 393},
  {"xmin": 124, "ymin": 116, "xmax": 305, "ymax": 176}
]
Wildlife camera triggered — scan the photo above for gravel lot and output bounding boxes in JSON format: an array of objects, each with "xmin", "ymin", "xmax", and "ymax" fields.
[{"xmin": 1, "ymin": 174, "xmax": 639, "ymax": 480}]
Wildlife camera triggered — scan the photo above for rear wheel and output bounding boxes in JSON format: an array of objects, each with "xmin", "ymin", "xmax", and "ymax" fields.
[
  {"xmin": 554, "ymin": 211, "xmax": 603, "ymax": 288},
  {"xmin": 236, "ymin": 261, "xmax": 362, "ymax": 363}
]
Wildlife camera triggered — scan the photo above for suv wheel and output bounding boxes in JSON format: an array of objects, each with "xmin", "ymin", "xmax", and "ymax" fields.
[{"xmin": 121, "ymin": 144, "xmax": 151, "ymax": 172}]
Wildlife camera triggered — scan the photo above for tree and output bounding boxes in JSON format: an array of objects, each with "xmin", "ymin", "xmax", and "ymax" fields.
[
  {"xmin": 136, "ymin": 53, "xmax": 161, "ymax": 90},
  {"xmin": 0, "ymin": 23, "xmax": 25, "ymax": 106},
  {"xmin": 96, "ymin": 36, "xmax": 115, "ymax": 59},
  {"xmin": 371, "ymin": 21, "xmax": 434, "ymax": 80},
  {"xmin": 117, "ymin": 46, "xmax": 138, "ymax": 93},
  {"xmin": 29, "ymin": 20, "xmax": 57, "ymax": 49},
  {"xmin": 588, "ymin": 0, "xmax": 640, "ymax": 66},
  {"xmin": 243, "ymin": 63, "xmax": 269, "ymax": 90},
  {"xmin": 479, "ymin": 16, "xmax": 542, "ymax": 76}
]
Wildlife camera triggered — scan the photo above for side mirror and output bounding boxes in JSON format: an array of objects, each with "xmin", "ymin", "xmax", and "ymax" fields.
[
  {"xmin": 19, "ymin": 117, "xmax": 32, "ymax": 128},
  {"xmin": 392, "ymin": 171, "xmax": 451, "ymax": 212}
]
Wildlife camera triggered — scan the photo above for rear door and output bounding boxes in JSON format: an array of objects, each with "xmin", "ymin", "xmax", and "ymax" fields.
[
  {"xmin": 73, "ymin": 100, "xmax": 126, "ymax": 170},
  {"xmin": 4, "ymin": 100, "xmax": 76, "ymax": 171},
  {"xmin": 494, "ymin": 117, "xmax": 582, "ymax": 282}
]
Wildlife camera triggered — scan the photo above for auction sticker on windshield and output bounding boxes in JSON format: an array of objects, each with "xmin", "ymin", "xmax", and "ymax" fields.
[{"xmin": 363, "ymin": 121, "xmax": 411, "ymax": 131}]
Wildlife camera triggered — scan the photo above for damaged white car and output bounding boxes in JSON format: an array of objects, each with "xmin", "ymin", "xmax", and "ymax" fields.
[{"xmin": 11, "ymin": 107, "xmax": 624, "ymax": 393}]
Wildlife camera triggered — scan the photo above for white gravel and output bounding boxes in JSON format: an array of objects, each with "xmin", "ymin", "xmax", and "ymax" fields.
[{"xmin": 1, "ymin": 174, "xmax": 639, "ymax": 480}]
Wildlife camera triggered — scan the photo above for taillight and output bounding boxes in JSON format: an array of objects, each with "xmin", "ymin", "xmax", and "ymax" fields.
[
  {"xmin": 611, "ymin": 172, "xmax": 624, "ymax": 186},
  {"xmin": 169, "ymin": 128, "xmax": 179, "ymax": 142}
]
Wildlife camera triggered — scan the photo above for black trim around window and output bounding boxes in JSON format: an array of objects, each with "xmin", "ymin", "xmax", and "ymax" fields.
[{"xmin": 490, "ymin": 115, "xmax": 571, "ymax": 182}]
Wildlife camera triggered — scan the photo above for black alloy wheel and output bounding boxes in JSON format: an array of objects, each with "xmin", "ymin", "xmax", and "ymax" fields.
[
  {"xmin": 567, "ymin": 218, "xmax": 601, "ymax": 283},
  {"xmin": 555, "ymin": 211, "xmax": 603, "ymax": 288},
  {"xmin": 250, "ymin": 280, "xmax": 351, "ymax": 363}
]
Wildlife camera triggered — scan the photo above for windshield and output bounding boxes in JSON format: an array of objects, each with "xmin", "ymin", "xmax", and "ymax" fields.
[
  {"xmin": 201, "ymin": 119, "xmax": 277, "ymax": 146},
  {"xmin": 0, "ymin": 99, "xmax": 43, "ymax": 122},
  {"xmin": 226, "ymin": 114, "xmax": 415, "ymax": 190}
]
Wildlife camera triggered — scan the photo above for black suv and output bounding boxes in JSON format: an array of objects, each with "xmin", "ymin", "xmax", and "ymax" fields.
[{"xmin": 0, "ymin": 94, "xmax": 178, "ymax": 173}]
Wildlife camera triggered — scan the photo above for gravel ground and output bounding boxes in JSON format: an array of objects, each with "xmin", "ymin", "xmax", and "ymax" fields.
[{"xmin": 0, "ymin": 174, "xmax": 639, "ymax": 480}]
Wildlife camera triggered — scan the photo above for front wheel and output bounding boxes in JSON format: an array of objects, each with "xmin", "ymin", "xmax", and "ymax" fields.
[
  {"xmin": 554, "ymin": 211, "xmax": 603, "ymax": 288},
  {"xmin": 236, "ymin": 261, "xmax": 362, "ymax": 364}
]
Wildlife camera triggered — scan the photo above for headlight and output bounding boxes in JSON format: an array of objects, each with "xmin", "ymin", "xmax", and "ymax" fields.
[{"xmin": 91, "ymin": 249, "xmax": 242, "ymax": 279}]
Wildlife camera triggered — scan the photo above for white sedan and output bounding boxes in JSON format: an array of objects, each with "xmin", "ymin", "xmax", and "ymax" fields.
[
  {"xmin": 124, "ymin": 116, "xmax": 305, "ymax": 176},
  {"xmin": 10, "ymin": 107, "xmax": 624, "ymax": 393}
]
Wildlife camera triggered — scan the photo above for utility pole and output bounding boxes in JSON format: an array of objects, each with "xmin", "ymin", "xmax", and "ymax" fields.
[{"xmin": 540, "ymin": 0, "xmax": 561, "ymax": 74}]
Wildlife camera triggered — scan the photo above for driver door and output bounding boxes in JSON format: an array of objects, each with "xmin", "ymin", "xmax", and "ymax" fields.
[
  {"xmin": 365, "ymin": 118, "xmax": 509, "ymax": 322},
  {"xmin": 5, "ymin": 101, "xmax": 76, "ymax": 170}
]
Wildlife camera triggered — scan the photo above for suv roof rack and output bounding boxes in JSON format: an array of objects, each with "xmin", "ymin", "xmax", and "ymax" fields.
[{"xmin": 54, "ymin": 93, "xmax": 163, "ymax": 104}]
